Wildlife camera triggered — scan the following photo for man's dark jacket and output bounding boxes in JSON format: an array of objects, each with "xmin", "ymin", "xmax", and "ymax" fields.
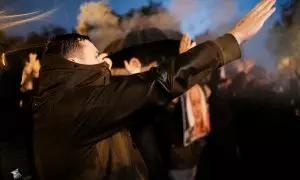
[{"xmin": 32, "ymin": 34, "xmax": 241, "ymax": 180}]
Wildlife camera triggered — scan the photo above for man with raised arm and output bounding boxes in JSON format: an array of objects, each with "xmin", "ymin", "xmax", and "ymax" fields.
[{"xmin": 32, "ymin": 1, "xmax": 276, "ymax": 179}]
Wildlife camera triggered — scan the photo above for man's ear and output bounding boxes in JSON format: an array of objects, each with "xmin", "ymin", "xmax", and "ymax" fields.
[
  {"xmin": 104, "ymin": 58, "xmax": 112, "ymax": 70},
  {"xmin": 67, "ymin": 57, "xmax": 82, "ymax": 64}
]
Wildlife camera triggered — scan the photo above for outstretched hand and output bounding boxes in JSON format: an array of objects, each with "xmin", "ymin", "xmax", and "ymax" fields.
[
  {"xmin": 230, "ymin": 0, "xmax": 276, "ymax": 44},
  {"xmin": 20, "ymin": 53, "xmax": 41, "ymax": 92},
  {"xmin": 179, "ymin": 33, "xmax": 196, "ymax": 54},
  {"xmin": 124, "ymin": 57, "xmax": 142, "ymax": 74}
]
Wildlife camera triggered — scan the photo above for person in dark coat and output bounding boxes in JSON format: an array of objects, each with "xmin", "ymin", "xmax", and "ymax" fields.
[
  {"xmin": 33, "ymin": 33, "xmax": 239, "ymax": 180},
  {"xmin": 0, "ymin": 51, "xmax": 40, "ymax": 180},
  {"xmin": 130, "ymin": 34, "xmax": 209, "ymax": 180},
  {"xmin": 32, "ymin": 2, "xmax": 275, "ymax": 179}
]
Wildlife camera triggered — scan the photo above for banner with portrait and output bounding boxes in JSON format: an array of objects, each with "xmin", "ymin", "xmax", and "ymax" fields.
[{"xmin": 180, "ymin": 84, "xmax": 210, "ymax": 147}]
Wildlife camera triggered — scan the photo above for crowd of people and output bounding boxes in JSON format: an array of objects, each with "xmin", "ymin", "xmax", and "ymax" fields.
[{"xmin": 2, "ymin": 0, "xmax": 299, "ymax": 180}]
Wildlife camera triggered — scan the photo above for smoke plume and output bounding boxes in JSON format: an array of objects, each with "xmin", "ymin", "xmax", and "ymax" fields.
[
  {"xmin": 76, "ymin": 1, "xmax": 182, "ymax": 51},
  {"xmin": 76, "ymin": 0, "xmax": 238, "ymax": 51},
  {"xmin": 75, "ymin": 0, "xmax": 292, "ymax": 70},
  {"xmin": 76, "ymin": 2, "xmax": 123, "ymax": 51}
]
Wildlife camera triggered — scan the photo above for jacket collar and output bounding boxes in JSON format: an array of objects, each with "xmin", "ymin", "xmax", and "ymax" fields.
[
  {"xmin": 41, "ymin": 54, "xmax": 110, "ymax": 71},
  {"xmin": 37, "ymin": 54, "xmax": 110, "ymax": 97}
]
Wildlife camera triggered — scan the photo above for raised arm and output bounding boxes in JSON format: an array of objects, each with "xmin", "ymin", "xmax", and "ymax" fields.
[{"xmin": 74, "ymin": 0, "xmax": 276, "ymax": 144}]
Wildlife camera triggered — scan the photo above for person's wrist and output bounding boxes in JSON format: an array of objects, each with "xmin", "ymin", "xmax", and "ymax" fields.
[
  {"xmin": 127, "ymin": 68, "xmax": 141, "ymax": 74},
  {"xmin": 229, "ymin": 30, "xmax": 242, "ymax": 45}
]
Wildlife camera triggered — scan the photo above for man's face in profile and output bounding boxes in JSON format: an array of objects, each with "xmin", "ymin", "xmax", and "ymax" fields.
[{"xmin": 80, "ymin": 40, "xmax": 109, "ymax": 65}]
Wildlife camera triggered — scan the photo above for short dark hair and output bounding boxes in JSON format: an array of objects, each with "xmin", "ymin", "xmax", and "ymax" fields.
[{"xmin": 44, "ymin": 33, "xmax": 91, "ymax": 58}]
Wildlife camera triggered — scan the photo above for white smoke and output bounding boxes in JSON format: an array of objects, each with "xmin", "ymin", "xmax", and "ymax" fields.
[
  {"xmin": 168, "ymin": 0, "xmax": 199, "ymax": 22},
  {"xmin": 120, "ymin": 11, "xmax": 180, "ymax": 33},
  {"xmin": 75, "ymin": 0, "xmax": 283, "ymax": 69},
  {"xmin": 76, "ymin": 0, "xmax": 239, "ymax": 51},
  {"xmin": 169, "ymin": 0, "xmax": 236, "ymax": 35},
  {"xmin": 77, "ymin": 2, "xmax": 119, "ymax": 30},
  {"xmin": 76, "ymin": 1, "xmax": 182, "ymax": 51},
  {"xmin": 76, "ymin": 2, "xmax": 124, "ymax": 51}
]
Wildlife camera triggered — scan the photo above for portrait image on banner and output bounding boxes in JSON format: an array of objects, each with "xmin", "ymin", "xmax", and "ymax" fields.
[{"xmin": 180, "ymin": 84, "xmax": 210, "ymax": 146}]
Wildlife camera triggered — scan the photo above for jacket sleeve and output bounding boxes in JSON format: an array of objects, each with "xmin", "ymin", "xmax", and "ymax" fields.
[{"xmin": 73, "ymin": 34, "xmax": 241, "ymax": 145}]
